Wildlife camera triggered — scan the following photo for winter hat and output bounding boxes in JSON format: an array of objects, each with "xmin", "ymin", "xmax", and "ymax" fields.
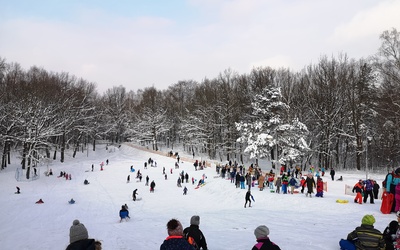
[
  {"xmin": 395, "ymin": 168, "xmax": 400, "ymax": 175},
  {"xmin": 69, "ymin": 219, "xmax": 89, "ymax": 243},
  {"xmin": 190, "ymin": 215, "xmax": 200, "ymax": 226},
  {"xmin": 361, "ymin": 215, "xmax": 375, "ymax": 226},
  {"xmin": 167, "ymin": 219, "xmax": 183, "ymax": 236},
  {"xmin": 254, "ymin": 225, "xmax": 270, "ymax": 239}
]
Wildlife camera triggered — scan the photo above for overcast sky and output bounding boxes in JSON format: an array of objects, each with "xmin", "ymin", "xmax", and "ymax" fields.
[{"xmin": 1, "ymin": 0, "xmax": 399, "ymax": 94}]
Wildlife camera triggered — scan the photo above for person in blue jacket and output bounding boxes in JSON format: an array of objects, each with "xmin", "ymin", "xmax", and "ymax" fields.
[
  {"xmin": 385, "ymin": 168, "xmax": 400, "ymax": 212},
  {"xmin": 119, "ymin": 205, "xmax": 130, "ymax": 222},
  {"xmin": 289, "ymin": 176, "xmax": 297, "ymax": 194}
]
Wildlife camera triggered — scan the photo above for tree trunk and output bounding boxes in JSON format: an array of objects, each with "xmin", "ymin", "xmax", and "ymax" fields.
[{"xmin": 61, "ymin": 133, "xmax": 65, "ymax": 163}]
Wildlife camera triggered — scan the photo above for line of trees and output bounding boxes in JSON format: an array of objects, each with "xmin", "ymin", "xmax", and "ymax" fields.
[{"xmin": 0, "ymin": 28, "xmax": 399, "ymax": 172}]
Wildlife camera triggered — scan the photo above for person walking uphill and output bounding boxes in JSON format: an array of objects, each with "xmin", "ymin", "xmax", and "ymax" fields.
[
  {"xmin": 252, "ymin": 225, "xmax": 281, "ymax": 250},
  {"xmin": 183, "ymin": 215, "xmax": 208, "ymax": 250},
  {"xmin": 339, "ymin": 214, "xmax": 385, "ymax": 250},
  {"xmin": 160, "ymin": 218, "xmax": 195, "ymax": 250}
]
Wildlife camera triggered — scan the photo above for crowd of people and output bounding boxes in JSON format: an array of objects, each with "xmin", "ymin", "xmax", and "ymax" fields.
[{"xmin": 58, "ymin": 146, "xmax": 400, "ymax": 250}]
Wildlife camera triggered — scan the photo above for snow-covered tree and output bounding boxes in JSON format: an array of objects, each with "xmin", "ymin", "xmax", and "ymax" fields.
[{"xmin": 236, "ymin": 86, "xmax": 309, "ymax": 167}]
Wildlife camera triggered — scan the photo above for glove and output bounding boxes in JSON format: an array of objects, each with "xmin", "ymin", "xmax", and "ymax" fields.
[{"xmin": 392, "ymin": 234, "xmax": 396, "ymax": 240}]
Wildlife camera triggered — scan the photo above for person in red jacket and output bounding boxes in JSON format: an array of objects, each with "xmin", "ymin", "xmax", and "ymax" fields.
[
  {"xmin": 315, "ymin": 177, "xmax": 324, "ymax": 197},
  {"xmin": 300, "ymin": 177, "xmax": 306, "ymax": 193},
  {"xmin": 353, "ymin": 179, "xmax": 364, "ymax": 204}
]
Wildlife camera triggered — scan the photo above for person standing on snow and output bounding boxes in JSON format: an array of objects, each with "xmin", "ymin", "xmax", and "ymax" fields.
[
  {"xmin": 244, "ymin": 190, "xmax": 253, "ymax": 208},
  {"xmin": 183, "ymin": 215, "xmax": 208, "ymax": 250},
  {"xmin": 363, "ymin": 179, "xmax": 375, "ymax": 204},
  {"xmin": 305, "ymin": 173, "xmax": 315, "ymax": 197},
  {"xmin": 352, "ymin": 179, "xmax": 364, "ymax": 204},
  {"xmin": 330, "ymin": 168, "xmax": 335, "ymax": 181},
  {"xmin": 150, "ymin": 180, "xmax": 156, "ymax": 193},
  {"xmin": 132, "ymin": 189, "xmax": 138, "ymax": 201}
]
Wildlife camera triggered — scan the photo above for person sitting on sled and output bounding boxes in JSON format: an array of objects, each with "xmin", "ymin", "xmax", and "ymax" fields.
[{"xmin": 119, "ymin": 205, "xmax": 130, "ymax": 222}]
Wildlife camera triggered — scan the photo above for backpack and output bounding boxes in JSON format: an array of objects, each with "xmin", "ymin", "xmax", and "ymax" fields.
[
  {"xmin": 383, "ymin": 173, "xmax": 392, "ymax": 188},
  {"xmin": 185, "ymin": 230, "xmax": 199, "ymax": 250},
  {"xmin": 187, "ymin": 235, "xmax": 199, "ymax": 250}
]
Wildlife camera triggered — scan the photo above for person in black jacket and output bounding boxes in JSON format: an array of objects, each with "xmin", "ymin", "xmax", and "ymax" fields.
[
  {"xmin": 383, "ymin": 211, "xmax": 400, "ymax": 250},
  {"xmin": 245, "ymin": 190, "xmax": 252, "ymax": 208},
  {"xmin": 251, "ymin": 225, "xmax": 281, "ymax": 250},
  {"xmin": 66, "ymin": 219, "xmax": 102, "ymax": 250},
  {"xmin": 183, "ymin": 215, "xmax": 208, "ymax": 250},
  {"xmin": 330, "ymin": 168, "xmax": 335, "ymax": 181}
]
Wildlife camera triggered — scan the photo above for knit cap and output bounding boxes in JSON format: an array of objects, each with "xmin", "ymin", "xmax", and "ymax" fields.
[
  {"xmin": 254, "ymin": 225, "xmax": 270, "ymax": 239},
  {"xmin": 69, "ymin": 219, "xmax": 89, "ymax": 243},
  {"xmin": 361, "ymin": 215, "xmax": 375, "ymax": 226},
  {"xmin": 167, "ymin": 219, "xmax": 183, "ymax": 236},
  {"xmin": 190, "ymin": 215, "xmax": 200, "ymax": 226}
]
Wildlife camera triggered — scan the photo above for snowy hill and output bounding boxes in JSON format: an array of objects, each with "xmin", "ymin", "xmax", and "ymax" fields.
[{"xmin": 0, "ymin": 143, "xmax": 394, "ymax": 250}]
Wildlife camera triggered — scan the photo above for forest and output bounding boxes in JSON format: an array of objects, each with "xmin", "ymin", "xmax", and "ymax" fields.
[{"xmin": 0, "ymin": 28, "xmax": 399, "ymax": 172}]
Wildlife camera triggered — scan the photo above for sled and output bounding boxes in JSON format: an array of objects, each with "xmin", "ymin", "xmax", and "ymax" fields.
[
  {"xmin": 381, "ymin": 192, "xmax": 394, "ymax": 214},
  {"xmin": 336, "ymin": 199, "xmax": 349, "ymax": 203},
  {"xmin": 251, "ymin": 195, "xmax": 255, "ymax": 202},
  {"xmin": 270, "ymin": 190, "xmax": 275, "ymax": 193}
]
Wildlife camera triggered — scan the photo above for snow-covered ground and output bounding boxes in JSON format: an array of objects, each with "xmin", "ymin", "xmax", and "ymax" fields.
[{"xmin": 0, "ymin": 143, "xmax": 395, "ymax": 250}]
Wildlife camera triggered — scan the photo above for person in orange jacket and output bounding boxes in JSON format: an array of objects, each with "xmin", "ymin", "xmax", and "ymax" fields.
[{"xmin": 352, "ymin": 179, "xmax": 364, "ymax": 204}]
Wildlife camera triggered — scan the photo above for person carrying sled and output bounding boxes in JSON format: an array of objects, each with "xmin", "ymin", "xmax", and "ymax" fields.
[
  {"xmin": 252, "ymin": 225, "xmax": 281, "ymax": 250},
  {"xmin": 353, "ymin": 179, "xmax": 364, "ymax": 204},
  {"xmin": 119, "ymin": 205, "xmax": 130, "ymax": 222},
  {"xmin": 339, "ymin": 214, "xmax": 385, "ymax": 250},
  {"xmin": 183, "ymin": 215, "xmax": 208, "ymax": 250},
  {"xmin": 384, "ymin": 168, "xmax": 400, "ymax": 212}
]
